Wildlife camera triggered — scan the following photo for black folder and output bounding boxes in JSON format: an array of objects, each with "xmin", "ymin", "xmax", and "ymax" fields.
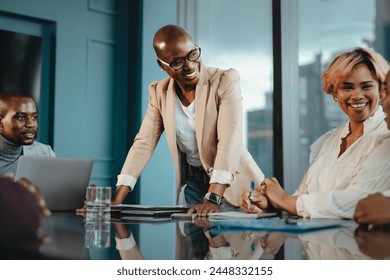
[{"xmin": 111, "ymin": 204, "xmax": 189, "ymax": 219}]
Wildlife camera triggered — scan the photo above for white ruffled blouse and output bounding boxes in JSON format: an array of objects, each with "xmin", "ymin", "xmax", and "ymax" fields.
[{"xmin": 294, "ymin": 107, "xmax": 390, "ymax": 219}]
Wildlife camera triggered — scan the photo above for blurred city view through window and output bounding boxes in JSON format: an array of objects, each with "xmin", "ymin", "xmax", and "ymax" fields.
[
  {"xmin": 195, "ymin": 0, "xmax": 274, "ymax": 177},
  {"xmin": 296, "ymin": 0, "xmax": 389, "ymax": 181},
  {"xmin": 189, "ymin": 0, "xmax": 389, "ymax": 182}
]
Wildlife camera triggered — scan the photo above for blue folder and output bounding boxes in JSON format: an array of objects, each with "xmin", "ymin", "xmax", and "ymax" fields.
[{"xmin": 210, "ymin": 218, "xmax": 344, "ymax": 234}]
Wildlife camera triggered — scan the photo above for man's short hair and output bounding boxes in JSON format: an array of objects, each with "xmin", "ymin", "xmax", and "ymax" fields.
[{"xmin": 0, "ymin": 91, "xmax": 32, "ymax": 117}]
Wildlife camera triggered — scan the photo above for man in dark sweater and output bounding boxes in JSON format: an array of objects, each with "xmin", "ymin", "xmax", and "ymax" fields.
[{"xmin": 0, "ymin": 92, "xmax": 55, "ymax": 175}]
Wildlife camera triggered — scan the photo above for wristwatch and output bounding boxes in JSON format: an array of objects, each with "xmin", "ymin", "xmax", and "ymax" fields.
[{"xmin": 204, "ymin": 192, "xmax": 222, "ymax": 205}]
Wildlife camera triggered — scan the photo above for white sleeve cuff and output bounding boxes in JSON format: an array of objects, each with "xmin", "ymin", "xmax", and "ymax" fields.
[
  {"xmin": 210, "ymin": 169, "xmax": 235, "ymax": 185},
  {"xmin": 296, "ymin": 195, "xmax": 311, "ymax": 218},
  {"xmin": 116, "ymin": 174, "xmax": 137, "ymax": 191},
  {"xmin": 381, "ymin": 189, "xmax": 390, "ymax": 197},
  {"xmin": 115, "ymin": 235, "xmax": 137, "ymax": 250}
]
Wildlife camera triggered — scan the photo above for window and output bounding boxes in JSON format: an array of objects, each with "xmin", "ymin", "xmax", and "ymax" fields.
[
  {"xmin": 180, "ymin": 0, "xmax": 274, "ymax": 177},
  {"xmin": 285, "ymin": 0, "xmax": 387, "ymax": 192}
]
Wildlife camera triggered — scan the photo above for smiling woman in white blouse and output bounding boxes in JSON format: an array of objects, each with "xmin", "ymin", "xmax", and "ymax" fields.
[{"xmin": 241, "ymin": 48, "xmax": 390, "ymax": 219}]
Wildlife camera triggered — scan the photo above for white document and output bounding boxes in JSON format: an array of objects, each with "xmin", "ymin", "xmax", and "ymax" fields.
[{"xmin": 208, "ymin": 211, "xmax": 277, "ymax": 220}]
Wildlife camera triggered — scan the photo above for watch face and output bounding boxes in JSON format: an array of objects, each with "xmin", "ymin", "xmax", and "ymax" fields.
[
  {"xmin": 209, "ymin": 193, "xmax": 218, "ymax": 202},
  {"xmin": 209, "ymin": 192, "xmax": 221, "ymax": 204},
  {"xmin": 204, "ymin": 192, "xmax": 221, "ymax": 205}
]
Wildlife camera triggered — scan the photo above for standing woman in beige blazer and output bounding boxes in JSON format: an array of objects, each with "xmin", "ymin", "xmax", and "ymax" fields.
[{"xmin": 112, "ymin": 24, "xmax": 264, "ymax": 215}]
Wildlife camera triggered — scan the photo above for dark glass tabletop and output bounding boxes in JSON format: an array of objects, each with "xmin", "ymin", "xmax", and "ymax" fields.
[{"xmin": 1, "ymin": 212, "xmax": 389, "ymax": 260}]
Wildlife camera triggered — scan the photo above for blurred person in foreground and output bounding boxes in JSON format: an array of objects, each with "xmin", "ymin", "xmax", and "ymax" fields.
[{"xmin": 0, "ymin": 174, "xmax": 50, "ymax": 259}]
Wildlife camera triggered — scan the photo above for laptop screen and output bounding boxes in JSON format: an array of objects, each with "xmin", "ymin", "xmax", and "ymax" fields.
[{"xmin": 15, "ymin": 156, "xmax": 94, "ymax": 211}]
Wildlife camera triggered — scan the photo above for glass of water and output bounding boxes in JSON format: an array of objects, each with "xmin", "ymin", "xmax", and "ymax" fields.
[{"xmin": 85, "ymin": 185, "xmax": 111, "ymax": 218}]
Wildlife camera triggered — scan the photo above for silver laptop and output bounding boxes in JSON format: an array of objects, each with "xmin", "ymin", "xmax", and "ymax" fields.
[{"xmin": 15, "ymin": 156, "xmax": 93, "ymax": 211}]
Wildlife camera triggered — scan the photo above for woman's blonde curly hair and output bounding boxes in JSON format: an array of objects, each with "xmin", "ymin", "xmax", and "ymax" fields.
[{"xmin": 322, "ymin": 48, "xmax": 389, "ymax": 95}]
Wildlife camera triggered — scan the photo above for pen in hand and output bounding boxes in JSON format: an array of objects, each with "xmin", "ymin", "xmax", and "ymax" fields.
[{"xmin": 248, "ymin": 181, "xmax": 255, "ymax": 208}]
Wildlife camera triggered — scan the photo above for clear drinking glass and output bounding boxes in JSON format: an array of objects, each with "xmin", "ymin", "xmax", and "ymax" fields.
[{"xmin": 85, "ymin": 185, "xmax": 111, "ymax": 216}]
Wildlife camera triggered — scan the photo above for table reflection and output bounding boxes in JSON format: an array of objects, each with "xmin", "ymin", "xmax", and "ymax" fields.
[
  {"xmin": 354, "ymin": 224, "xmax": 390, "ymax": 260},
  {"xmin": 85, "ymin": 218, "xmax": 110, "ymax": 249},
  {"xmin": 298, "ymin": 221, "xmax": 370, "ymax": 260},
  {"xmin": 175, "ymin": 218, "xmax": 267, "ymax": 260},
  {"xmin": 2, "ymin": 212, "xmax": 390, "ymax": 260},
  {"xmin": 112, "ymin": 223, "xmax": 144, "ymax": 260}
]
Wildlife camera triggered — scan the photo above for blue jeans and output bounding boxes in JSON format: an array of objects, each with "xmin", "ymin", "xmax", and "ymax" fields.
[
  {"xmin": 184, "ymin": 165, "xmax": 209, "ymax": 206},
  {"xmin": 182, "ymin": 165, "xmax": 236, "ymax": 211}
]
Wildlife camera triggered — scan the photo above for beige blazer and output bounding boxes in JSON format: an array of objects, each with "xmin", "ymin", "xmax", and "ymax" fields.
[{"xmin": 120, "ymin": 65, "xmax": 264, "ymax": 206}]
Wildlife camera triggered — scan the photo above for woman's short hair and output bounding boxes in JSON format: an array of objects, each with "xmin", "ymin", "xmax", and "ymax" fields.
[{"xmin": 322, "ymin": 48, "xmax": 389, "ymax": 95}]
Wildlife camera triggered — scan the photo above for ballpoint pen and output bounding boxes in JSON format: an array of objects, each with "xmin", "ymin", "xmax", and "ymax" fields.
[
  {"xmin": 247, "ymin": 183, "xmax": 255, "ymax": 256},
  {"xmin": 248, "ymin": 181, "xmax": 255, "ymax": 208}
]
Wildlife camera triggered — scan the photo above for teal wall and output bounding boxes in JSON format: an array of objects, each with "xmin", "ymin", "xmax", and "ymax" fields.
[
  {"xmin": 0, "ymin": 3, "xmax": 178, "ymax": 257},
  {"xmin": 0, "ymin": 0, "xmax": 130, "ymax": 188},
  {"xmin": 138, "ymin": 0, "xmax": 176, "ymax": 207},
  {"xmin": 0, "ymin": 0, "xmax": 178, "ymax": 210},
  {"xmin": 137, "ymin": 0, "xmax": 177, "ymax": 259},
  {"xmin": 0, "ymin": 0, "xmax": 177, "ymax": 211}
]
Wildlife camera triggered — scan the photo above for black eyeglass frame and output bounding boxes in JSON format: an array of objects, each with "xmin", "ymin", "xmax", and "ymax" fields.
[{"xmin": 157, "ymin": 45, "xmax": 201, "ymax": 71}]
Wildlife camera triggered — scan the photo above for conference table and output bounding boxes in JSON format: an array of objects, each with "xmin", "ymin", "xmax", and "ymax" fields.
[{"xmin": 1, "ymin": 211, "xmax": 390, "ymax": 260}]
